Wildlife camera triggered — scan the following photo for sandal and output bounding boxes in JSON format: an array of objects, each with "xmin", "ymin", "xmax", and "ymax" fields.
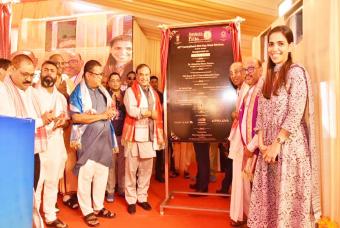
[
  {"xmin": 84, "ymin": 213, "xmax": 99, "ymax": 227},
  {"xmin": 95, "ymin": 208, "xmax": 116, "ymax": 219},
  {"xmin": 63, "ymin": 195, "xmax": 79, "ymax": 209},
  {"xmin": 46, "ymin": 218, "xmax": 68, "ymax": 228},
  {"xmin": 231, "ymin": 220, "xmax": 246, "ymax": 227}
]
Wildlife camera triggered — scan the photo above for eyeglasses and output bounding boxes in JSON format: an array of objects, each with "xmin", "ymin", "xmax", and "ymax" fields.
[
  {"xmin": 55, "ymin": 62, "xmax": 65, "ymax": 67},
  {"xmin": 243, "ymin": 66, "xmax": 259, "ymax": 74},
  {"xmin": 127, "ymin": 77, "xmax": 135, "ymax": 80},
  {"xmin": 19, "ymin": 70, "xmax": 34, "ymax": 78},
  {"xmin": 88, "ymin": 71, "xmax": 104, "ymax": 77},
  {"xmin": 65, "ymin": 59, "xmax": 79, "ymax": 65}
]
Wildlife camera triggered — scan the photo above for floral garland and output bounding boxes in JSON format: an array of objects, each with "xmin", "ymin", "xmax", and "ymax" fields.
[{"xmin": 317, "ymin": 216, "xmax": 338, "ymax": 227}]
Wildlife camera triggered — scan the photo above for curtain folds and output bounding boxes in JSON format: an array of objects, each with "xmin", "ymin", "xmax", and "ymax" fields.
[
  {"xmin": 0, "ymin": 3, "xmax": 11, "ymax": 58},
  {"xmin": 160, "ymin": 28, "xmax": 169, "ymax": 92},
  {"xmin": 230, "ymin": 22, "xmax": 242, "ymax": 62},
  {"xmin": 304, "ymin": 0, "xmax": 340, "ymax": 225}
]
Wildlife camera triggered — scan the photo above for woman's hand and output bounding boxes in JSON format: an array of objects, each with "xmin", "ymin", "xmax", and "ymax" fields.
[{"xmin": 263, "ymin": 142, "xmax": 281, "ymax": 163}]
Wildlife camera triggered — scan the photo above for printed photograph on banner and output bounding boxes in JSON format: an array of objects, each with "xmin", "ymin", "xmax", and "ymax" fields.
[
  {"xmin": 104, "ymin": 14, "xmax": 133, "ymax": 89},
  {"xmin": 45, "ymin": 19, "xmax": 77, "ymax": 51}
]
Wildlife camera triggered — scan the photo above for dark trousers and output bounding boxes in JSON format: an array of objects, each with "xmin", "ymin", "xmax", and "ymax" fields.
[
  {"xmin": 221, "ymin": 158, "xmax": 233, "ymax": 192},
  {"xmin": 34, "ymin": 153, "xmax": 40, "ymax": 191},
  {"xmin": 218, "ymin": 143, "xmax": 232, "ymax": 192},
  {"xmin": 169, "ymin": 142, "xmax": 176, "ymax": 173},
  {"xmin": 193, "ymin": 143, "xmax": 210, "ymax": 192},
  {"xmin": 155, "ymin": 149, "xmax": 164, "ymax": 178}
]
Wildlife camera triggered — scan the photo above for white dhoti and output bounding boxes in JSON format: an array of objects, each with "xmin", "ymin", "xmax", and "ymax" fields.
[
  {"xmin": 230, "ymin": 150, "xmax": 251, "ymax": 222},
  {"xmin": 34, "ymin": 133, "xmax": 67, "ymax": 222}
]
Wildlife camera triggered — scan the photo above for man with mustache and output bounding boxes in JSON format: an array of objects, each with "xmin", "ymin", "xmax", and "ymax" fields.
[
  {"xmin": 229, "ymin": 58, "xmax": 262, "ymax": 226},
  {"xmin": 122, "ymin": 64, "xmax": 164, "ymax": 214},
  {"xmin": 63, "ymin": 51, "xmax": 84, "ymax": 86},
  {"xmin": 4, "ymin": 54, "xmax": 55, "ymax": 228},
  {"xmin": 33, "ymin": 60, "xmax": 69, "ymax": 228}
]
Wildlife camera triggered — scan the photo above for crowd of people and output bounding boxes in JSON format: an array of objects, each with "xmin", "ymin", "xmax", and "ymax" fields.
[{"xmin": 0, "ymin": 25, "xmax": 320, "ymax": 228}]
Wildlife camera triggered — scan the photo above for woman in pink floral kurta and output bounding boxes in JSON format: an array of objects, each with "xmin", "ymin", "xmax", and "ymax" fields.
[{"xmin": 248, "ymin": 26, "xmax": 321, "ymax": 228}]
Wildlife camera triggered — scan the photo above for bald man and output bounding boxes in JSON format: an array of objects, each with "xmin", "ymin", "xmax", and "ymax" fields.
[
  {"xmin": 229, "ymin": 58, "xmax": 262, "ymax": 226},
  {"xmin": 49, "ymin": 54, "xmax": 71, "ymax": 97},
  {"xmin": 49, "ymin": 53, "xmax": 79, "ymax": 210},
  {"xmin": 4, "ymin": 54, "xmax": 55, "ymax": 228},
  {"xmin": 63, "ymin": 52, "xmax": 84, "ymax": 86}
]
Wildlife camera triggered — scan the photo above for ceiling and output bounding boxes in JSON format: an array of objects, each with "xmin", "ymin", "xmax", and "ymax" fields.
[
  {"xmin": 12, "ymin": 0, "xmax": 280, "ymax": 55},
  {"xmin": 86, "ymin": 0, "xmax": 280, "ymax": 40}
]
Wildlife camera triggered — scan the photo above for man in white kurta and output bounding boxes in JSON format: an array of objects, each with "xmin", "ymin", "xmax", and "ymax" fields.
[
  {"xmin": 228, "ymin": 62, "xmax": 249, "ymax": 225},
  {"xmin": 33, "ymin": 61, "xmax": 69, "ymax": 228},
  {"xmin": 4, "ymin": 54, "xmax": 56, "ymax": 228},
  {"xmin": 122, "ymin": 64, "xmax": 164, "ymax": 214},
  {"xmin": 229, "ymin": 58, "xmax": 262, "ymax": 225}
]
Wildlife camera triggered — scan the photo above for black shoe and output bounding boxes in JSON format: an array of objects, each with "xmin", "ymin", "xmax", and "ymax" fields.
[
  {"xmin": 216, "ymin": 189, "xmax": 227, "ymax": 194},
  {"xmin": 137, "ymin": 201, "xmax": 152, "ymax": 210},
  {"xmin": 169, "ymin": 171, "xmax": 179, "ymax": 178},
  {"xmin": 155, "ymin": 176, "xmax": 165, "ymax": 183},
  {"xmin": 117, "ymin": 192, "xmax": 125, "ymax": 198},
  {"xmin": 189, "ymin": 183, "xmax": 197, "ymax": 190},
  {"xmin": 127, "ymin": 204, "xmax": 136, "ymax": 214}
]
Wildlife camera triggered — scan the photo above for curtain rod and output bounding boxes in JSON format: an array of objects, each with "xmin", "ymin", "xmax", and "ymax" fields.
[{"xmin": 158, "ymin": 16, "xmax": 245, "ymax": 30}]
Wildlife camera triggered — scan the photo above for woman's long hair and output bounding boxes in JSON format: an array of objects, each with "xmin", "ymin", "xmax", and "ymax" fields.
[
  {"xmin": 104, "ymin": 35, "xmax": 133, "ymax": 80},
  {"xmin": 262, "ymin": 25, "xmax": 294, "ymax": 99}
]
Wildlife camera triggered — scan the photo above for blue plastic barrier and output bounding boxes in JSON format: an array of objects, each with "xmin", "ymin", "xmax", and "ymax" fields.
[{"xmin": 0, "ymin": 116, "xmax": 35, "ymax": 228}]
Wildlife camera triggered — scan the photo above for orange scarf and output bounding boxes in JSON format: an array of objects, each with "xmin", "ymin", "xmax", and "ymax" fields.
[{"xmin": 121, "ymin": 81, "xmax": 164, "ymax": 146}]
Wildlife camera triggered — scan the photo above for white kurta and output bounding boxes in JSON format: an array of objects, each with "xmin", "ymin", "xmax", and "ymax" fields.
[
  {"xmin": 0, "ymin": 81, "xmax": 15, "ymax": 116},
  {"xmin": 123, "ymin": 86, "xmax": 157, "ymax": 204},
  {"xmin": 33, "ymin": 86, "xmax": 68, "ymax": 222},
  {"xmin": 230, "ymin": 84, "xmax": 257, "ymax": 222},
  {"xmin": 228, "ymin": 83, "xmax": 249, "ymax": 160}
]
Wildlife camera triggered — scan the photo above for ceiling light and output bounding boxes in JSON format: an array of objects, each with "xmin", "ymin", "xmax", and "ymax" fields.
[{"xmin": 278, "ymin": 0, "xmax": 293, "ymax": 17}]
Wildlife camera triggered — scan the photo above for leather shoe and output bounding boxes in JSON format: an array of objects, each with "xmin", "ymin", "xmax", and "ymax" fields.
[
  {"xmin": 127, "ymin": 204, "xmax": 136, "ymax": 214},
  {"xmin": 137, "ymin": 201, "xmax": 152, "ymax": 210},
  {"xmin": 155, "ymin": 176, "xmax": 165, "ymax": 183},
  {"xmin": 231, "ymin": 220, "xmax": 246, "ymax": 227},
  {"xmin": 216, "ymin": 189, "xmax": 227, "ymax": 194},
  {"xmin": 189, "ymin": 183, "xmax": 197, "ymax": 190}
]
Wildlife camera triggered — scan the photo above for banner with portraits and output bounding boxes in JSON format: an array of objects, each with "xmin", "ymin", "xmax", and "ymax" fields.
[{"xmin": 167, "ymin": 24, "xmax": 237, "ymax": 142}]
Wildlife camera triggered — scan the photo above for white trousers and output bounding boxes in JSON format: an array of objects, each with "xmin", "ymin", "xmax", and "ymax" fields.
[
  {"xmin": 78, "ymin": 160, "xmax": 109, "ymax": 216},
  {"xmin": 125, "ymin": 151, "xmax": 153, "ymax": 205},
  {"xmin": 230, "ymin": 151, "xmax": 251, "ymax": 222},
  {"xmin": 35, "ymin": 134, "xmax": 67, "ymax": 222}
]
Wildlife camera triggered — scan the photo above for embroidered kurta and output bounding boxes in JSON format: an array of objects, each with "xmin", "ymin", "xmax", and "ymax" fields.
[{"xmin": 248, "ymin": 66, "xmax": 319, "ymax": 228}]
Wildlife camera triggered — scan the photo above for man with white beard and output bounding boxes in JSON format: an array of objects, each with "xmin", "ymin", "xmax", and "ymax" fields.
[{"xmin": 33, "ymin": 60, "xmax": 69, "ymax": 228}]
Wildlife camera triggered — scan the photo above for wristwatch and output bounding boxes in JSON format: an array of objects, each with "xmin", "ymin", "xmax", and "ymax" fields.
[{"xmin": 276, "ymin": 137, "xmax": 285, "ymax": 144}]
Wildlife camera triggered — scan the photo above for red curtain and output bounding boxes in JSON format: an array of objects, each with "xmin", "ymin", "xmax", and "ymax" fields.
[
  {"xmin": 229, "ymin": 22, "xmax": 242, "ymax": 62},
  {"xmin": 0, "ymin": 3, "xmax": 11, "ymax": 59},
  {"xmin": 160, "ymin": 28, "xmax": 170, "ymax": 91}
]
